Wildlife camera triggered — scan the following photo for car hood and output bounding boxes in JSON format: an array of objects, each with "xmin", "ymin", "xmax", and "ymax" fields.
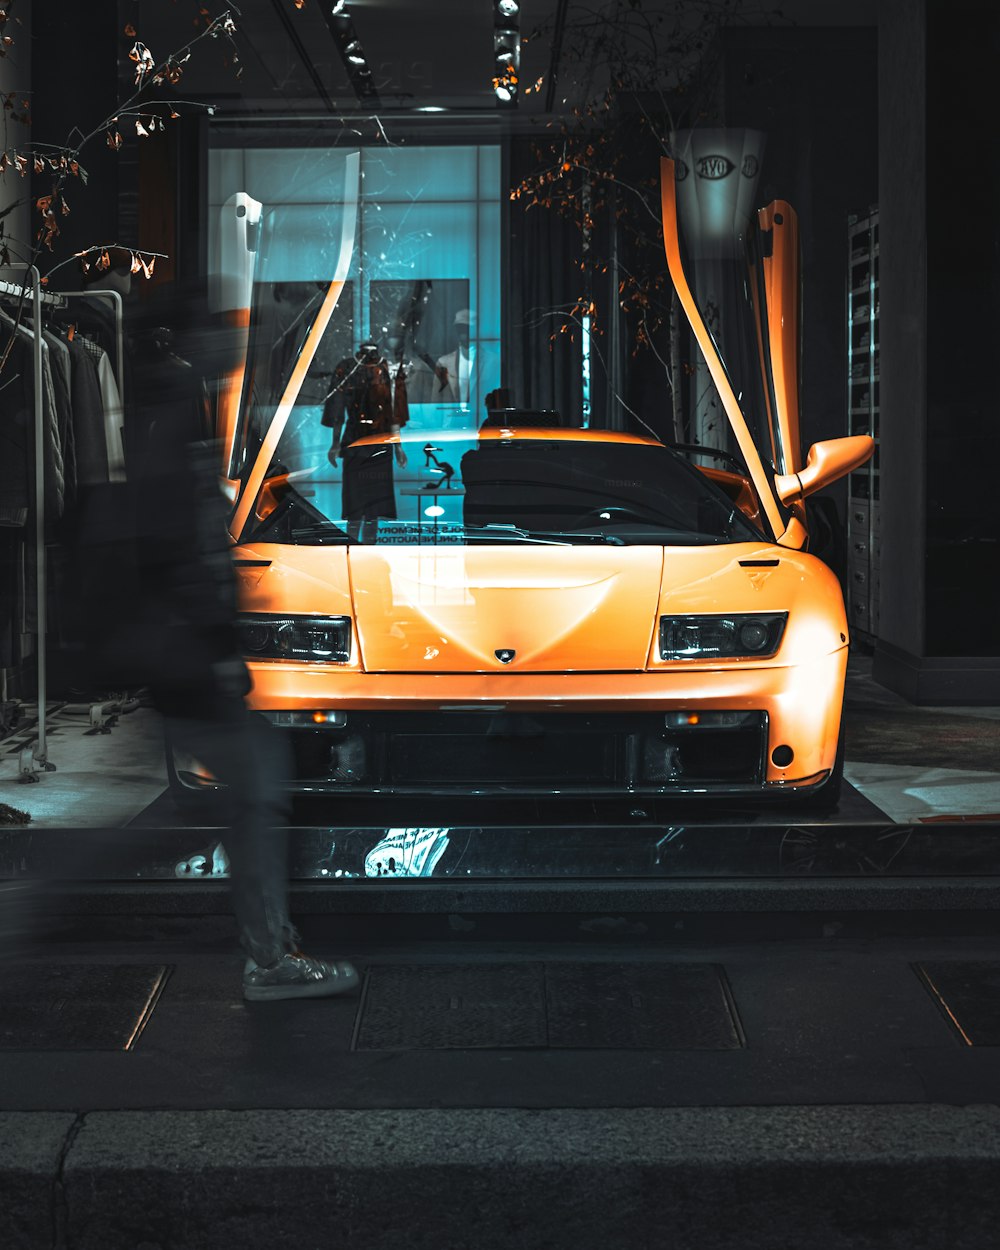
[
  {"xmin": 235, "ymin": 539, "xmax": 848, "ymax": 674},
  {"xmin": 348, "ymin": 546, "xmax": 665, "ymax": 673}
]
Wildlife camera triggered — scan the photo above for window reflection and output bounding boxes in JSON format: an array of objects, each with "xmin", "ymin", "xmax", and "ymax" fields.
[{"xmin": 364, "ymin": 828, "xmax": 452, "ymax": 878}]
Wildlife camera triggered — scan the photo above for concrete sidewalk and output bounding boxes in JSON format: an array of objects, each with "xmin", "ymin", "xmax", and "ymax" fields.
[
  {"xmin": 5, "ymin": 913, "xmax": 1000, "ymax": 1246},
  {"xmin": 7, "ymin": 1105, "xmax": 1000, "ymax": 1249}
]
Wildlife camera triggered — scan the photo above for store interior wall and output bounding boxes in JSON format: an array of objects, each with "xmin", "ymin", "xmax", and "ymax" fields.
[
  {"xmin": 923, "ymin": 0, "xmax": 1000, "ymax": 659},
  {"xmin": 876, "ymin": 0, "xmax": 1000, "ymax": 701},
  {"xmin": 507, "ymin": 136, "xmax": 584, "ymax": 424},
  {"xmin": 28, "ymin": 4, "xmax": 122, "ymax": 286},
  {"xmin": 0, "ymin": 2, "xmax": 30, "ymax": 265},
  {"xmin": 877, "ymin": 0, "xmax": 927, "ymax": 671}
]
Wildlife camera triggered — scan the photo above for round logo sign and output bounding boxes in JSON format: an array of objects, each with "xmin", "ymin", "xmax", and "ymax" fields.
[{"xmin": 695, "ymin": 155, "xmax": 735, "ymax": 180}]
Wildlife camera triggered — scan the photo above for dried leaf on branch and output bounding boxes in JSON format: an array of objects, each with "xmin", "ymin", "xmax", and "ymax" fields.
[
  {"xmin": 135, "ymin": 253, "xmax": 156, "ymax": 280},
  {"xmin": 35, "ymin": 197, "xmax": 60, "ymax": 250}
]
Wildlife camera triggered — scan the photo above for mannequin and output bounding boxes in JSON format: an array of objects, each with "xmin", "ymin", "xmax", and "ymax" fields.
[
  {"xmin": 435, "ymin": 309, "xmax": 475, "ymax": 403},
  {"xmin": 322, "ymin": 341, "xmax": 409, "ymax": 523},
  {"xmin": 434, "ymin": 309, "xmax": 500, "ymax": 428}
]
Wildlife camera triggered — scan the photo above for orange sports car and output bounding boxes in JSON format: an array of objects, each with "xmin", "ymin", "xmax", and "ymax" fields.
[{"xmin": 168, "ymin": 157, "xmax": 871, "ymax": 809}]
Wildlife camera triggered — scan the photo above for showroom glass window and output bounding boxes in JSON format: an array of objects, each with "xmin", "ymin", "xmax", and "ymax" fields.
[{"xmin": 208, "ymin": 141, "xmax": 502, "ymax": 468}]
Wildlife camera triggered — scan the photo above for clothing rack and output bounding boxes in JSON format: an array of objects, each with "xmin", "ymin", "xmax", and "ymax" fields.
[
  {"xmin": 0, "ymin": 266, "xmax": 68, "ymax": 778},
  {"xmin": 1, "ymin": 272, "xmax": 127, "ymax": 782}
]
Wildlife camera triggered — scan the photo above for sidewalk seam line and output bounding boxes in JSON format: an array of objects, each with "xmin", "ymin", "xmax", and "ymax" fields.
[{"xmin": 51, "ymin": 1111, "xmax": 86, "ymax": 1250}]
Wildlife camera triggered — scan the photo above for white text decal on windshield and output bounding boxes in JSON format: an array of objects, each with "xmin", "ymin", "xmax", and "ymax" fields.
[{"xmin": 374, "ymin": 520, "xmax": 465, "ymax": 546}]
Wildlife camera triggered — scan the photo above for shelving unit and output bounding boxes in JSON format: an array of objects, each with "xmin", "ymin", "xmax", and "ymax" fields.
[{"xmin": 846, "ymin": 209, "xmax": 880, "ymax": 642}]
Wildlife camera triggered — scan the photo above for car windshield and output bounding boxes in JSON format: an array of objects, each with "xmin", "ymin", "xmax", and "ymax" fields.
[{"xmin": 242, "ymin": 433, "xmax": 763, "ymax": 547}]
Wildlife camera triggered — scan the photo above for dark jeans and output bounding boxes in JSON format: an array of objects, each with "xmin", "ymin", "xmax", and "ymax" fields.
[{"xmin": 165, "ymin": 710, "xmax": 299, "ymax": 966}]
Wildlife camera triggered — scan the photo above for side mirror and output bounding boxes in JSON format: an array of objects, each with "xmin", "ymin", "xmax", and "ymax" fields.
[
  {"xmin": 254, "ymin": 466, "xmax": 317, "ymax": 521},
  {"xmin": 773, "ymin": 435, "xmax": 874, "ymax": 505},
  {"xmin": 695, "ymin": 465, "xmax": 762, "ymax": 528}
]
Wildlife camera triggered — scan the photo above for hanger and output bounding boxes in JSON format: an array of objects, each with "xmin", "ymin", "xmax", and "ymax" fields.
[{"xmin": 0, "ymin": 304, "xmax": 35, "ymax": 338}]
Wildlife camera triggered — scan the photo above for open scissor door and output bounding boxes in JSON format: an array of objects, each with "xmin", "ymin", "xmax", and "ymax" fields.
[
  {"xmin": 755, "ymin": 200, "xmax": 803, "ymax": 477},
  {"xmin": 215, "ymin": 191, "xmax": 262, "ymax": 500},
  {"xmin": 659, "ymin": 156, "xmax": 804, "ymax": 547},
  {"xmin": 227, "ymin": 151, "xmax": 361, "ymax": 540}
]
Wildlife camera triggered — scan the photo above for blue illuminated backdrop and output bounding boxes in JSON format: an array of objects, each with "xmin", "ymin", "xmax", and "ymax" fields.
[{"xmin": 208, "ymin": 142, "xmax": 502, "ymax": 427}]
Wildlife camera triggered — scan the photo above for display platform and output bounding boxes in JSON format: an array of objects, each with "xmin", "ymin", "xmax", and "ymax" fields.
[
  {"xmin": 2, "ymin": 819, "xmax": 999, "ymax": 883},
  {"xmin": 131, "ymin": 776, "xmax": 890, "ymax": 829}
]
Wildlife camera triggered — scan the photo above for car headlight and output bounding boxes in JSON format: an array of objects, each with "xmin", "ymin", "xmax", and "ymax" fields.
[
  {"xmin": 239, "ymin": 615, "xmax": 352, "ymax": 662},
  {"xmin": 658, "ymin": 613, "xmax": 787, "ymax": 660}
]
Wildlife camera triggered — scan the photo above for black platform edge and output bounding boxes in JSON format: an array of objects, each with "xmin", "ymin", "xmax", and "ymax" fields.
[
  {"xmin": 873, "ymin": 639, "xmax": 1000, "ymax": 704},
  {"xmin": 7, "ymin": 1106, "xmax": 1000, "ymax": 1250},
  {"xmin": 32, "ymin": 877, "xmax": 1000, "ymax": 914}
]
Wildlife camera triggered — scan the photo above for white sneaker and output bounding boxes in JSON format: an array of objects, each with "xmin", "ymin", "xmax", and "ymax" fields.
[{"xmin": 242, "ymin": 951, "xmax": 359, "ymax": 1002}]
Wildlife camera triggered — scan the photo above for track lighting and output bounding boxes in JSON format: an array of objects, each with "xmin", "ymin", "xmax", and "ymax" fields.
[
  {"xmin": 493, "ymin": 39, "xmax": 519, "ymax": 105},
  {"xmin": 321, "ymin": 4, "xmax": 380, "ymax": 105},
  {"xmin": 493, "ymin": 0, "xmax": 520, "ymax": 108}
]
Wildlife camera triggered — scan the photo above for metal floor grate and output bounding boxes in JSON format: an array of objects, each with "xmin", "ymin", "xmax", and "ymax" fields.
[
  {"xmin": 0, "ymin": 962, "xmax": 170, "ymax": 1050},
  {"xmin": 915, "ymin": 961, "xmax": 1000, "ymax": 1046},
  {"xmin": 353, "ymin": 962, "xmax": 743, "ymax": 1051}
]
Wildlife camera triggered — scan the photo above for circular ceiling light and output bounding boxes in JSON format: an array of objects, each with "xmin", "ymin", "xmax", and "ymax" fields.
[{"xmin": 498, "ymin": 0, "xmax": 519, "ymax": 16}]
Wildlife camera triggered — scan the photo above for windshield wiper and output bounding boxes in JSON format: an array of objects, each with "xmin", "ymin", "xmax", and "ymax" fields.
[
  {"xmin": 289, "ymin": 523, "xmax": 350, "ymax": 543},
  {"xmin": 465, "ymin": 524, "xmax": 625, "ymax": 546}
]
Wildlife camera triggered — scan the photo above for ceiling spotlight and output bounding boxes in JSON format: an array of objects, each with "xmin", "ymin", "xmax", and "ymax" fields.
[
  {"xmin": 493, "ymin": 70, "xmax": 518, "ymax": 104},
  {"xmin": 331, "ymin": 0, "xmax": 348, "ymax": 13},
  {"xmin": 415, "ymin": 105, "xmax": 447, "ymax": 112},
  {"xmin": 497, "ymin": 0, "xmax": 519, "ymax": 15}
]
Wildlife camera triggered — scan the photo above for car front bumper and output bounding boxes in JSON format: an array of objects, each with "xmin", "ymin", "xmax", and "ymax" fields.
[{"xmin": 222, "ymin": 647, "xmax": 849, "ymax": 796}]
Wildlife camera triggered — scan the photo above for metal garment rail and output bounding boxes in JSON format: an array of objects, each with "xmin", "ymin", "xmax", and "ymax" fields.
[
  {"xmin": 60, "ymin": 288, "xmax": 125, "ymax": 397},
  {"xmin": 0, "ymin": 267, "xmax": 123, "ymax": 780}
]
